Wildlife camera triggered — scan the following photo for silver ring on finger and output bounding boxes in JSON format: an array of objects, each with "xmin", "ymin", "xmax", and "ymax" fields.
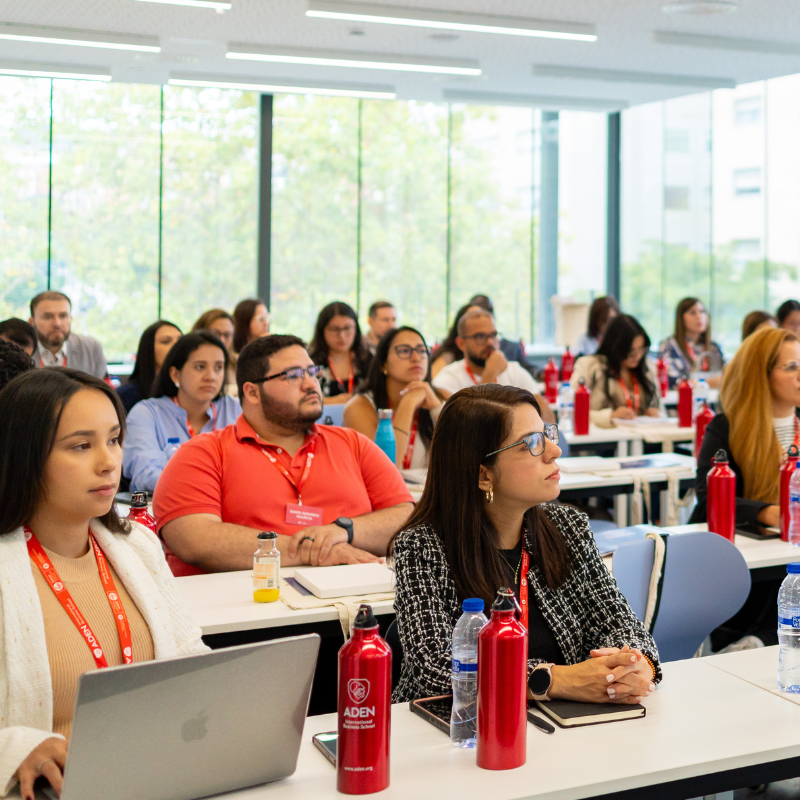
[{"xmin": 37, "ymin": 758, "xmax": 56, "ymax": 776}]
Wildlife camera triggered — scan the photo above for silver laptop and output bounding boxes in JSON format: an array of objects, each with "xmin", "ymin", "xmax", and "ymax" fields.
[{"xmin": 49, "ymin": 634, "xmax": 319, "ymax": 800}]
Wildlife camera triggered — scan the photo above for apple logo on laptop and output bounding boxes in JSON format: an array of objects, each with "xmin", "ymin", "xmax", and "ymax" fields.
[{"xmin": 181, "ymin": 711, "xmax": 209, "ymax": 743}]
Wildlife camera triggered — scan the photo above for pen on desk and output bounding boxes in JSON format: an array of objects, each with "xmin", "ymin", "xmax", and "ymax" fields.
[{"xmin": 528, "ymin": 713, "xmax": 555, "ymax": 734}]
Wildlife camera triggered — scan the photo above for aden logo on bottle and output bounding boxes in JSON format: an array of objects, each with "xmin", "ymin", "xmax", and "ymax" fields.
[{"xmin": 348, "ymin": 678, "xmax": 370, "ymax": 705}]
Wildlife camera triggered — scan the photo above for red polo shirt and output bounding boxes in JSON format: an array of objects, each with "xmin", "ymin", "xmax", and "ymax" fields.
[{"xmin": 153, "ymin": 415, "xmax": 413, "ymax": 575}]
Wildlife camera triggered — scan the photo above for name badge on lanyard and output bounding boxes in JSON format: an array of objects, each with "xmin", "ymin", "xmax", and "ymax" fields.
[{"xmin": 263, "ymin": 439, "xmax": 324, "ymax": 527}]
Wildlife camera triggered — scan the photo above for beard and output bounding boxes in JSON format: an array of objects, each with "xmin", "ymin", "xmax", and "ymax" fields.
[
  {"xmin": 38, "ymin": 328, "xmax": 70, "ymax": 349},
  {"xmin": 467, "ymin": 353, "xmax": 487, "ymax": 368},
  {"xmin": 258, "ymin": 386, "xmax": 323, "ymax": 433}
]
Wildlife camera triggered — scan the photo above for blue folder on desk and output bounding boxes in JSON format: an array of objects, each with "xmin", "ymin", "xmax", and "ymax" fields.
[{"xmin": 592, "ymin": 525, "xmax": 662, "ymax": 557}]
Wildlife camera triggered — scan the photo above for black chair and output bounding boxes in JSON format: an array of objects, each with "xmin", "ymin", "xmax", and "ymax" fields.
[{"xmin": 385, "ymin": 619, "xmax": 404, "ymax": 691}]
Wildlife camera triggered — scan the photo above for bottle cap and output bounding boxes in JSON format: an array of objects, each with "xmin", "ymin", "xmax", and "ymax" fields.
[
  {"xmin": 131, "ymin": 491, "xmax": 148, "ymax": 508},
  {"xmin": 712, "ymin": 449, "xmax": 728, "ymax": 464},
  {"xmin": 788, "ymin": 563, "xmax": 800, "ymax": 574},
  {"xmin": 353, "ymin": 604, "xmax": 379, "ymax": 629},
  {"xmin": 492, "ymin": 587, "xmax": 518, "ymax": 612},
  {"xmin": 167, "ymin": 437, "xmax": 180, "ymax": 444},
  {"xmin": 378, "ymin": 409, "xmax": 392, "ymax": 420},
  {"xmin": 323, "ymin": 416, "xmax": 333, "ymax": 425},
  {"xmin": 257, "ymin": 531, "xmax": 278, "ymax": 540},
  {"xmin": 578, "ymin": 377, "xmax": 586, "ymax": 386},
  {"xmin": 789, "ymin": 444, "xmax": 799, "ymax": 459},
  {"xmin": 462, "ymin": 598, "xmax": 484, "ymax": 613}
]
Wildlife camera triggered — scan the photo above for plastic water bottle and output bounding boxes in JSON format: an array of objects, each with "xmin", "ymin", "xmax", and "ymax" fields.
[
  {"xmin": 790, "ymin": 469, "xmax": 800, "ymax": 547},
  {"xmin": 450, "ymin": 598, "xmax": 488, "ymax": 748},
  {"xmin": 556, "ymin": 382, "xmax": 574, "ymax": 434},
  {"xmin": 778, "ymin": 564, "xmax": 800, "ymax": 692},
  {"xmin": 374, "ymin": 409, "xmax": 396, "ymax": 463},
  {"xmin": 163, "ymin": 437, "xmax": 181, "ymax": 460},
  {"xmin": 694, "ymin": 378, "xmax": 709, "ymax": 421}
]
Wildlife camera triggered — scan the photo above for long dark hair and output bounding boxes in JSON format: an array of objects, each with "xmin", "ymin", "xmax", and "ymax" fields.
[
  {"xmin": 587, "ymin": 296, "xmax": 620, "ymax": 340},
  {"xmin": 596, "ymin": 314, "xmax": 655, "ymax": 406},
  {"xmin": 435, "ymin": 302, "xmax": 474, "ymax": 363},
  {"xmin": 233, "ymin": 298, "xmax": 266, "ymax": 354},
  {"xmin": 361, "ymin": 326, "xmax": 434, "ymax": 449},
  {"xmin": 777, "ymin": 299, "xmax": 800, "ymax": 327},
  {"xmin": 674, "ymin": 296, "xmax": 711, "ymax": 364},
  {"xmin": 128, "ymin": 319, "xmax": 182, "ymax": 400},
  {"xmin": 0, "ymin": 368, "xmax": 130, "ymax": 536},
  {"xmin": 309, "ymin": 301, "xmax": 371, "ymax": 377},
  {"xmin": 390, "ymin": 384, "xmax": 570, "ymax": 606},
  {"xmin": 153, "ymin": 331, "xmax": 229, "ymax": 401}
]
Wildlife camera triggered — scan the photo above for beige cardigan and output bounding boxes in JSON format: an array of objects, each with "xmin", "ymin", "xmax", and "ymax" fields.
[{"xmin": 0, "ymin": 519, "xmax": 208, "ymax": 796}]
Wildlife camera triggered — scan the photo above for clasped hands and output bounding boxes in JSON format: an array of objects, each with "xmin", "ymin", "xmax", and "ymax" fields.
[{"xmin": 287, "ymin": 523, "xmax": 380, "ymax": 567}]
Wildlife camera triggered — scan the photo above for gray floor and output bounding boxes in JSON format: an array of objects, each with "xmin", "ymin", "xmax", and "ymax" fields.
[{"xmin": 736, "ymin": 780, "xmax": 800, "ymax": 798}]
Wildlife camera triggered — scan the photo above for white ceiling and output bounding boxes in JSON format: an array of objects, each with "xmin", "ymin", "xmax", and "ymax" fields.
[{"xmin": 4, "ymin": 0, "xmax": 800, "ymax": 108}]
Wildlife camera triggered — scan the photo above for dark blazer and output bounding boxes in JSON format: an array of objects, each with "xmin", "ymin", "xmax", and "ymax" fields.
[{"xmin": 391, "ymin": 503, "xmax": 661, "ymax": 704}]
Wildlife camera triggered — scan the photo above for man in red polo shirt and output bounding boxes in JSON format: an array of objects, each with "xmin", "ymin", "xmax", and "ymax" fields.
[{"xmin": 153, "ymin": 334, "xmax": 414, "ymax": 575}]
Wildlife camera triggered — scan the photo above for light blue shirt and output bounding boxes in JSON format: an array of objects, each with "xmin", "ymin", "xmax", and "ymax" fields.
[{"xmin": 123, "ymin": 394, "xmax": 241, "ymax": 492}]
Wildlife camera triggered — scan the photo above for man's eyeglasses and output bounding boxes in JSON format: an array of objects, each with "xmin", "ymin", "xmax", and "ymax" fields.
[
  {"xmin": 253, "ymin": 365, "xmax": 323, "ymax": 384},
  {"xmin": 393, "ymin": 344, "xmax": 429, "ymax": 359},
  {"xmin": 463, "ymin": 331, "xmax": 500, "ymax": 346},
  {"xmin": 776, "ymin": 361, "xmax": 800, "ymax": 375},
  {"xmin": 484, "ymin": 424, "xmax": 560, "ymax": 460}
]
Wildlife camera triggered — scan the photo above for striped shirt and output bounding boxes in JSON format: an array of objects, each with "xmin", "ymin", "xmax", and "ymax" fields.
[{"xmin": 774, "ymin": 414, "xmax": 797, "ymax": 453}]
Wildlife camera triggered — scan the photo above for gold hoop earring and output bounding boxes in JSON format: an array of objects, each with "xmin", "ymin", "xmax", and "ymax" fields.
[{"xmin": 485, "ymin": 488, "xmax": 493, "ymax": 504}]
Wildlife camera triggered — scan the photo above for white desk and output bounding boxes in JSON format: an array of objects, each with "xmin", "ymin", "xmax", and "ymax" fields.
[
  {"xmin": 176, "ymin": 569, "xmax": 394, "ymax": 636},
  {"xmin": 663, "ymin": 388, "xmax": 719, "ymax": 407},
  {"xmin": 562, "ymin": 424, "xmax": 639, "ymax": 458},
  {"xmin": 705, "ymin": 645, "xmax": 793, "ymax": 705},
  {"xmin": 203, "ymin": 658, "xmax": 800, "ymax": 800}
]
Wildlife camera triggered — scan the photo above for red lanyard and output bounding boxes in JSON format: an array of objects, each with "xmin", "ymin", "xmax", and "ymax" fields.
[
  {"xmin": 465, "ymin": 364, "xmax": 480, "ymax": 384},
  {"xmin": 520, "ymin": 549, "xmax": 529, "ymax": 630},
  {"xmin": 618, "ymin": 375, "xmax": 640, "ymax": 414},
  {"xmin": 686, "ymin": 341, "xmax": 708, "ymax": 372},
  {"xmin": 402, "ymin": 413, "xmax": 418, "ymax": 470},
  {"xmin": 26, "ymin": 528, "xmax": 133, "ymax": 669},
  {"xmin": 173, "ymin": 397, "xmax": 218, "ymax": 438},
  {"xmin": 328, "ymin": 355, "xmax": 354, "ymax": 395},
  {"xmin": 794, "ymin": 417, "xmax": 799, "ymax": 449},
  {"xmin": 39, "ymin": 352, "xmax": 66, "ymax": 368},
  {"xmin": 262, "ymin": 437, "xmax": 317, "ymax": 505}
]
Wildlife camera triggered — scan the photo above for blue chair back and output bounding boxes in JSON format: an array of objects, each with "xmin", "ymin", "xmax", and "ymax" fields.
[
  {"xmin": 614, "ymin": 531, "xmax": 751, "ymax": 662},
  {"xmin": 321, "ymin": 405, "xmax": 345, "ymax": 426}
]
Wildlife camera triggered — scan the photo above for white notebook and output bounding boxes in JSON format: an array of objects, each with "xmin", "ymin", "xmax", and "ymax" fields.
[{"xmin": 292, "ymin": 563, "xmax": 395, "ymax": 599}]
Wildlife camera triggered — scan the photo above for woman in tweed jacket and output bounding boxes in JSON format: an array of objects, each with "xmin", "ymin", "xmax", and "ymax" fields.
[{"xmin": 391, "ymin": 384, "xmax": 661, "ymax": 705}]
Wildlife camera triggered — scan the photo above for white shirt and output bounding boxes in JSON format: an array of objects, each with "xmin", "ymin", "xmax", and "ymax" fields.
[
  {"xmin": 433, "ymin": 358, "xmax": 538, "ymax": 396},
  {"xmin": 37, "ymin": 339, "xmax": 67, "ymax": 367}
]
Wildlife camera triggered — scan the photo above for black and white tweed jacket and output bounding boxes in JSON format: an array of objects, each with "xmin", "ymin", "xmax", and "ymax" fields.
[{"xmin": 391, "ymin": 503, "xmax": 661, "ymax": 703}]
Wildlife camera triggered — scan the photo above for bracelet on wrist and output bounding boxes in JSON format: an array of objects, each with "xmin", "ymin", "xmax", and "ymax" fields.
[
  {"xmin": 642, "ymin": 654, "xmax": 657, "ymax": 681},
  {"xmin": 392, "ymin": 426, "xmax": 409, "ymax": 437}
]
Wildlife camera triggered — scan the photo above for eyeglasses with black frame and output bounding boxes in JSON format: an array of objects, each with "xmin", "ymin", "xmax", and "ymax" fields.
[
  {"xmin": 251, "ymin": 365, "xmax": 324, "ymax": 384},
  {"xmin": 393, "ymin": 344, "xmax": 429, "ymax": 359},
  {"xmin": 483, "ymin": 423, "xmax": 560, "ymax": 460}
]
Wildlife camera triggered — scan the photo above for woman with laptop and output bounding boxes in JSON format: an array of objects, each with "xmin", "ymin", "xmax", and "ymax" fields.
[
  {"xmin": 391, "ymin": 384, "xmax": 661, "ymax": 706},
  {"xmin": 343, "ymin": 326, "xmax": 441, "ymax": 470},
  {"xmin": 0, "ymin": 368, "xmax": 208, "ymax": 800}
]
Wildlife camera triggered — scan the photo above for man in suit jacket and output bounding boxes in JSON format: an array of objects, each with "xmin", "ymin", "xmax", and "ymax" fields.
[{"xmin": 29, "ymin": 291, "xmax": 108, "ymax": 379}]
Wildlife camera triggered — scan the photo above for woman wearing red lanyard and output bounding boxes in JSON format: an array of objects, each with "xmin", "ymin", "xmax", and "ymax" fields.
[
  {"xmin": 570, "ymin": 314, "xmax": 662, "ymax": 429},
  {"xmin": 389, "ymin": 384, "xmax": 660, "ymax": 705},
  {"xmin": 122, "ymin": 332, "xmax": 241, "ymax": 493},
  {"xmin": 343, "ymin": 327, "xmax": 442, "ymax": 469},
  {"xmin": 0, "ymin": 369, "xmax": 207, "ymax": 800},
  {"xmin": 309, "ymin": 302, "xmax": 372, "ymax": 406}
]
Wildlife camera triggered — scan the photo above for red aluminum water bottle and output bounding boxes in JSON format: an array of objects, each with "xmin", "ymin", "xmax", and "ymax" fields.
[
  {"xmin": 126, "ymin": 491, "xmax": 156, "ymax": 533},
  {"xmin": 574, "ymin": 378, "xmax": 590, "ymax": 436},
  {"xmin": 694, "ymin": 403, "xmax": 714, "ymax": 459},
  {"xmin": 476, "ymin": 588, "xmax": 527, "ymax": 771},
  {"xmin": 544, "ymin": 358, "xmax": 559, "ymax": 404},
  {"xmin": 780, "ymin": 445, "xmax": 800, "ymax": 542},
  {"xmin": 707, "ymin": 449, "xmax": 735, "ymax": 542},
  {"xmin": 561, "ymin": 346, "xmax": 574, "ymax": 382},
  {"xmin": 677, "ymin": 378, "xmax": 693, "ymax": 428},
  {"xmin": 337, "ymin": 604, "xmax": 391, "ymax": 794},
  {"xmin": 656, "ymin": 357, "xmax": 668, "ymax": 399}
]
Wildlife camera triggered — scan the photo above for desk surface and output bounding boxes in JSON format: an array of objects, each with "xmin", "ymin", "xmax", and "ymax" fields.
[
  {"xmin": 705, "ymin": 645, "xmax": 793, "ymax": 705},
  {"xmin": 205, "ymin": 658, "xmax": 800, "ymax": 800}
]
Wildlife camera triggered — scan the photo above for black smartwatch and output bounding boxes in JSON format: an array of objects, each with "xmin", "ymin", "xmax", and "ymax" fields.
[
  {"xmin": 334, "ymin": 517, "xmax": 354, "ymax": 544},
  {"xmin": 528, "ymin": 663, "xmax": 554, "ymax": 701}
]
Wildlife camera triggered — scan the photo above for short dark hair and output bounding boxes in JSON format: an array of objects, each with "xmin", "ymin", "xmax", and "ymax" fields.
[
  {"xmin": 153, "ymin": 332, "xmax": 229, "ymax": 400},
  {"xmin": 587, "ymin": 296, "xmax": 620, "ymax": 340},
  {"xmin": 233, "ymin": 298, "xmax": 267, "ymax": 354},
  {"xmin": 0, "ymin": 339, "xmax": 34, "ymax": 391},
  {"xmin": 468, "ymin": 294, "xmax": 494, "ymax": 314},
  {"xmin": 0, "ymin": 368, "xmax": 129, "ymax": 536},
  {"xmin": 236, "ymin": 334, "xmax": 307, "ymax": 402},
  {"xmin": 309, "ymin": 301, "xmax": 371, "ymax": 377},
  {"xmin": 777, "ymin": 300, "xmax": 800, "ymax": 326},
  {"xmin": 0, "ymin": 318, "xmax": 37, "ymax": 352},
  {"xmin": 30, "ymin": 291, "xmax": 71, "ymax": 316},
  {"xmin": 368, "ymin": 301, "xmax": 394, "ymax": 318},
  {"xmin": 128, "ymin": 319, "xmax": 182, "ymax": 400}
]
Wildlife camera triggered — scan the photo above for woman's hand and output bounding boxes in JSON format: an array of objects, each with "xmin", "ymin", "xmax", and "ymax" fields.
[
  {"xmin": 644, "ymin": 407, "xmax": 661, "ymax": 418},
  {"xmin": 15, "ymin": 737, "xmax": 67, "ymax": 800},
  {"xmin": 550, "ymin": 648, "xmax": 655, "ymax": 704},
  {"xmin": 398, "ymin": 381, "xmax": 442, "ymax": 412},
  {"xmin": 611, "ymin": 406, "xmax": 636, "ymax": 421},
  {"xmin": 757, "ymin": 504, "xmax": 780, "ymax": 528}
]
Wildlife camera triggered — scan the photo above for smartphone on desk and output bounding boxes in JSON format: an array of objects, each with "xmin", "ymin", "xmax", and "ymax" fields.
[{"xmin": 312, "ymin": 731, "xmax": 338, "ymax": 767}]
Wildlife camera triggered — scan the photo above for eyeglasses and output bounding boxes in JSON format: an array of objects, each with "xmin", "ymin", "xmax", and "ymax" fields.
[
  {"xmin": 393, "ymin": 344, "xmax": 429, "ymax": 359},
  {"xmin": 484, "ymin": 424, "xmax": 560, "ymax": 460},
  {"xmin": 253, "ymin": 365, "xmax": 323, "ymax": 384},
  {"xmin": 327, "ymin": 324, "xmax": 356, "ymax": 335},
  {"xmin": 776, "ymin": 361, "xmax": 800, "ymax": 375},
  {"xmin": 463, "ymin": 331, "xmax": 500, "ymax": 345}
]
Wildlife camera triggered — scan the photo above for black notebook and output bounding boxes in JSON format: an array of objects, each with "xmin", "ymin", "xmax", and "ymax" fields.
[{"xmin": 533, "ymin": 699, "xmax": 646, "ymax": 728}]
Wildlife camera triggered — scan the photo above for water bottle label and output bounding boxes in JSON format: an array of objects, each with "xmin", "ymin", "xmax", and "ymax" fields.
[
  {"xmin": 779, "ymin": 616, "xmax": 800, "ymax": 628},
  {"xmin": 451, "ymin": 659, "xmax": 477, "ymax": 674},
  {"xmin": 791, "ymin": 491, "xmax": 800, "ymax": 504}
]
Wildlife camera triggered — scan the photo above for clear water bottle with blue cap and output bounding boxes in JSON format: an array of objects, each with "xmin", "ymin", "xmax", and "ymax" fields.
[
  {"xmin": 450, "ymin": 598, "xmax": 488, "ymax": 748},
  {"xmin": 778, "ymin": 563, "xmax": 800, "ymax": 692},
  {"xmin": 163, "ymin": 437, "xmax": 181, "ymax": 461},
  {"xmin": 374, "ymin": 409, "xmax": 396, "ymax": 464}
]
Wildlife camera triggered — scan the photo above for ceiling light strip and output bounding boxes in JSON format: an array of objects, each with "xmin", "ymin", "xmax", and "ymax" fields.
[
  {"xmin": 131, "ymin": 0, "xmax": 232, "ymax": 9},
  {"xmin": 443, "ymin": 89, "xmax": 627, "ymax": 112},
  {"xmin": 0, "ymin": 23, "xmax": 160, "ymax": 52},
  {"xmin": 653, "ymin": 30, "xmax": 800, "ymax": 55},
  {"xmin": 306, "ymin": 0, "xmax": 597, "ymax": 41},
  {"xmin": 169, "ymin": 75, "xmax": 395, "ymax": 99},
  {"xmin": 532, "ymin": 63, "xmax": 736, "ymax": 89},
  {"xmin": 0, "ymin": 60, "xmax": 112, "ymax": 81}
]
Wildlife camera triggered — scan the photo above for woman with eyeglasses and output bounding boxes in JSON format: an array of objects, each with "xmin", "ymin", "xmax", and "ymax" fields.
[
  {"xmin": 309, "ymin": 301, "xmax": 372, "ymax": 406},
  {"xmin": 390, "ymin": 384, "xmax": 660, "ymax": 704},
  {"xmin": 343, "ymin": 327, "xmax": 442, "ymax": 469},
  {"xmin": 691, "ymin": 327, "xmax": 800, "ymax": 529},
  {"xmin": 570, "ymin": 314, "xmax": 661, "ymax": 428}
]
